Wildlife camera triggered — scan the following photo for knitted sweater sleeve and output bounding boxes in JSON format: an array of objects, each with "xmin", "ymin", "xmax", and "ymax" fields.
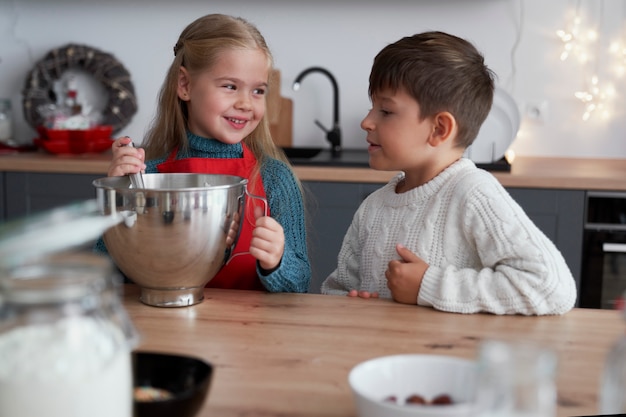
[
  {"xmin": 257, "ymin": 159, "xmax": 311, "ymax": 293},
  {"xmin": 418, "ymin": 176, "xmax": 577, "ymax": 315}
]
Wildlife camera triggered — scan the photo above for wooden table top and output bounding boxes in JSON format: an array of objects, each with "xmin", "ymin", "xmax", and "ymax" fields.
[{"xmin": 123, "ymin": 285, "xmax": 622, "ymax": 417}]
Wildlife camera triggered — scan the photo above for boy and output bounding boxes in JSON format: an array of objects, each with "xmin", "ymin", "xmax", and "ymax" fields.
[{"xmin": 321, "ymin": 31, "xmax": 577, "ymax": 315}]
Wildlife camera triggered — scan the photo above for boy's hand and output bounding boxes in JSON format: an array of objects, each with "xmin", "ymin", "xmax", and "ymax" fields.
[
  {"xmin": 348, "ymin": 289, "xmax": 379, "ymax": 299},
  {"xmin": 250, "ymin": 206, "xmax": 284, "ymax": 271},
  {"xmin": 385, "ymin": 244, "xmax": 428, "ymax": 305}
]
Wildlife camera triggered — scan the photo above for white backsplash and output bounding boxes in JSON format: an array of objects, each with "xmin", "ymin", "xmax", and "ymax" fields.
[{"xmin": 1, "ymin": 0, "xmax": 626, "ymax": 159}]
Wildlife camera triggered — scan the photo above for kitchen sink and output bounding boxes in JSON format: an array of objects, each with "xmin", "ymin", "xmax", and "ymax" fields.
[
  {"xmin": 280, "ymin": 147, "xmax": 511, "ymax": 171},
  {"xmin": 280, "ymin": 147, "xmax": 323, "ymax": 159},
  {"xmin": 281, "ymin": 148, "xmax": 370, "ymax": 167}
]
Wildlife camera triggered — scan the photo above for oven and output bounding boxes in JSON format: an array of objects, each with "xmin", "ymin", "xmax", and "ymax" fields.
[{"xmin": 579, "ymin": 191, "xmax": 626, "ymax": 309}]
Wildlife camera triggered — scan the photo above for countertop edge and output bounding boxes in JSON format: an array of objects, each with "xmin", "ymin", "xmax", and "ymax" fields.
[{"xmin": 1, "ymin": 152, "xmax": 625, "ymax": 191}]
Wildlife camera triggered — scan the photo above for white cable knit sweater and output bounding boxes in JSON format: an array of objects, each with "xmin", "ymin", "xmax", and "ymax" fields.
[{"xmin": 321, "ymin": 158, "xmax": 577, "ymax": 315}]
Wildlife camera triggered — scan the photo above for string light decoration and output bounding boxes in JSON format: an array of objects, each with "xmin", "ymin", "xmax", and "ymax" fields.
[
  {"xmin": 609, "ymin": 39, "xmax": 626, "ymax": 77},
  {"xmin": 556, "ymin": 12, "xmax": 598, "ymax": 63},
  {"xmin": 574, "ymin": 75, "xmax": 616, "ymax": 121},
  {"xmin": 556, "ymin": 1, "xmax": 622, "ymax": 122}
]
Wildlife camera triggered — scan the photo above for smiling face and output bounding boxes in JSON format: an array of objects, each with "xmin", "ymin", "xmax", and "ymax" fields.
[{"xmin": 177, "ymin": 47, "xmax": 270, "ymax": 144}]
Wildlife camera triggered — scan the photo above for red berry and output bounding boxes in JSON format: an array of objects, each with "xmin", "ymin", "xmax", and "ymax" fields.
[
  {"xmin": 431, "ymin": 394, "xmax": 453, "ymax": 405},
  {"xmin": 406, "ymin": 394, "xmax": 427, "ymax": 404}
]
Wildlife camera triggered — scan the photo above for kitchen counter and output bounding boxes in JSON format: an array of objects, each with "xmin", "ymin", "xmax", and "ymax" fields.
[
  {"xmin": 1, "ymin": 150, "xmax": 626, "ymax": 190},
  {"xmin": 124, "ymin": 285, "xmax": 620, "ymax": 417}
]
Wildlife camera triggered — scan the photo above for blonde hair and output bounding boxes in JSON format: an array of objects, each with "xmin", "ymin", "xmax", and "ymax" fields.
[{"xmin": 143, "ymin": 13, "xmax": 290, "ymax": 172}]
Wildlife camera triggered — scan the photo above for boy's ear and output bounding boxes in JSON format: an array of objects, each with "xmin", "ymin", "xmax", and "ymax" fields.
[
  {"xmin": 177, "ymin": 67, "xmax": 191, "ymax": 101},
  {"xmin": 428, "ymin": 111, "xmax": 457, "ymax": 147}
]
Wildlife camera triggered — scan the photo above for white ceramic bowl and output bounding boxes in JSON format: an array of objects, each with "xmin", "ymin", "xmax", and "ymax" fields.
[{"xmin": 348, "ymin": 354, "xmax": 477, "ymax": 417}]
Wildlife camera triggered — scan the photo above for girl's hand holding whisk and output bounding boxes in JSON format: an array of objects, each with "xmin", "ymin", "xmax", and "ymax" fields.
[{"xmin": 108, "ymin": 136, "xmax": 146, "ymax": 177}]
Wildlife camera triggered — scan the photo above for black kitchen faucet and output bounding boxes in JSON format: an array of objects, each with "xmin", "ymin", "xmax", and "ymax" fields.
[{"xmin": 293, "ymin": 66, "xmax": 342, "ymax": 157}]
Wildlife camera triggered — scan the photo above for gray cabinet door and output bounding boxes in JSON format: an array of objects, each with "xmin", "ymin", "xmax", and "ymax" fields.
[
  {"xmin": 506, "ymin": 188, "xmax": 584, "ymax": 288},
  {"xmin": 304, "ymin": 181, "xmax": 585, "ymax": 296},
  {"xmin": 0, "ymin": 172, "xmax": 4, "ymax": 221},
  {"xmin": 303, "ymin": 181, "xmax": 379, "ymax": 293},
  {"xmin": 4, "ymin": 172, "xmax": 102, "ymax": 221},
  {"xmin": 1, "ymin": 174, "xmax": 585, "ymax": 301}
]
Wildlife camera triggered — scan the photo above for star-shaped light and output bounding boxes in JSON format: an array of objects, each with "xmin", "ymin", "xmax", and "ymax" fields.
[
  {"xmin": 609, "ymin": 40, "xmax": 626, "ymax": 77},
  {"xmin": 574, "ymin": 75, "xmax": 615, "ymax": 121},
  {"xmin": 556, "ymin": 14, "xmax": 597, "ymax": 63}
]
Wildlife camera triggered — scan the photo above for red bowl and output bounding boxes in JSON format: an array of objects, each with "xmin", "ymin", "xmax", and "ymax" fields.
[
  {"xmin": 34, "ymin": 137, "xmax": 113, "ymax": 154},
  {"xmin": 37, "ymin": 125, "xmax": 114, "ymax": 142},
  {"xmin": 37, "ymin": 126, "xmax": 66, "ymax": 141}
]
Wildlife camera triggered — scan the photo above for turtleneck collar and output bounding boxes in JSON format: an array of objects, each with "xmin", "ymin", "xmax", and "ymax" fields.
[{"xmin": 185, "ymin": 132, "xmax": 243, "ymax": 157}]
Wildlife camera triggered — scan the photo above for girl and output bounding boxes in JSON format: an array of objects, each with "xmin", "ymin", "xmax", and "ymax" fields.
[{"xmin": 101, "ymin": 14, "xmax": 310, "ymax": 293}]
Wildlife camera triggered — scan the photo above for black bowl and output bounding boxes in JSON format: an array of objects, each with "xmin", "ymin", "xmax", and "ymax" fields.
[{"xmin": 133, "ymin": 351, "xmax": 213, "ymax": 417}]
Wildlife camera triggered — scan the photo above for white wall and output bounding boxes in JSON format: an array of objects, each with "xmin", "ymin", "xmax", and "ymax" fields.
[{"xmin": 1, "ymin": 0, "xmax": 626, "ymax": 159}]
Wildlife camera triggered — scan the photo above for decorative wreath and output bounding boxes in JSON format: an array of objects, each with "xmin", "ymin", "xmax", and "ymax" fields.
[{"xmin": 22, "ymin": 43, "xmax": 138, "ymax": 134}]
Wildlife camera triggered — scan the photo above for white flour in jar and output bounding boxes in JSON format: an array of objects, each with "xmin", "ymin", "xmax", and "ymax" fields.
[{"xmin": 0, "ymin": 315, "xmax": 132, "ymax": 417}]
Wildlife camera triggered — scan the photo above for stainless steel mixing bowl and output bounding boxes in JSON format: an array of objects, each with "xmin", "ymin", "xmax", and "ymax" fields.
[{"xmin": 93, "ymin": 173, "xmax": 247, "ymax": 307}]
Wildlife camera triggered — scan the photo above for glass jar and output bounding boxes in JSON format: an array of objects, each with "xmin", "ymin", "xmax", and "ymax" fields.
[
  {"xmin": 0, "ymin": 252, "xmax": 138, "ymax": 417},
  {"xmin": 475, "ymin": 340, "xmax": 558, "ymax": 417},
  {"xmin": 0, "ymin": 98, "xmax": 14, "ymax": 146},
  {"xmin": 599, "ymin": 296, "xmax": 626, "ymax": 413}
]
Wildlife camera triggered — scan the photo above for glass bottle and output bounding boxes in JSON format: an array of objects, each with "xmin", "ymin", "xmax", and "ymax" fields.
[
  {"xmin": 0, "ymin": 253, "xmax": 138, "ymax": 417},
  {"xmin": 0, "ymin": 98, "xmax": 15, "ymax": 146},
  {"xmin": 0, "ymin": 200, "xmax": 132, "ymax": 417},
  {"xmin": 599, "ymin": 295, "xmax": 626, "ymax": 413},
  {"xmin": 475, "ymin": 339, "xmax": 558, "ymax": 417}
]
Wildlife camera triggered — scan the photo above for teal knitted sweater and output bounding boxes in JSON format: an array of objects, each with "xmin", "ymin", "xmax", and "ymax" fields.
[{"xmin": 95, "ymin": 133, "xmax": 311, "ymax": 293}]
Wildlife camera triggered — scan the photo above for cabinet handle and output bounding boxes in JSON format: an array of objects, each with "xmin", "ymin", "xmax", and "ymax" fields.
[{"xmin": 602, "ymin": 243, "xmax": 626, "ymax": 253}]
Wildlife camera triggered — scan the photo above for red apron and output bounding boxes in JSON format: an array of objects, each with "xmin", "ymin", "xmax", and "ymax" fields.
[{"xmin": 157, "ymin": 144, "xmax": 268, "ymax": 291}]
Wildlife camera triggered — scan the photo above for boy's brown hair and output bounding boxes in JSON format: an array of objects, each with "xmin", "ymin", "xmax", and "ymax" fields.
[{"xmin": 368, "ymin": 31, "xmax": 495, "ymax": 149}]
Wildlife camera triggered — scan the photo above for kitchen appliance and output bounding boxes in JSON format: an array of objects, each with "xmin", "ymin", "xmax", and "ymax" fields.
[
  {"xmin": 579, "ymin": 191, "xmax": 626, "ymax": 309},
  {"xmin": 93, "ymin": 173, "xmax": 248, "ymax": 308}
]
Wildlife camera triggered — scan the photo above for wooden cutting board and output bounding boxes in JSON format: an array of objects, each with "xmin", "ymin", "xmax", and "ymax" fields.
[{"xmin": 267, "ymin": 69, "xmax": 293, "ymax": 148}]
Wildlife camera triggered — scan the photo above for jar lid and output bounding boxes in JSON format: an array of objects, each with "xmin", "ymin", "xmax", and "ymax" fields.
[
  {"xmin": 0, "ymin": 253, "xmax": 113, "ymax": 303},
  {"xmin": 0, "ymin": 200, "xmax": 123, "ymax": 270}
]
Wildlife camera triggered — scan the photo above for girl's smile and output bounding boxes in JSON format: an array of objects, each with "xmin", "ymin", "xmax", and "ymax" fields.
[{"xmin": 225, "ymin": 116, "xmax": 249, "ymax": 129}]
